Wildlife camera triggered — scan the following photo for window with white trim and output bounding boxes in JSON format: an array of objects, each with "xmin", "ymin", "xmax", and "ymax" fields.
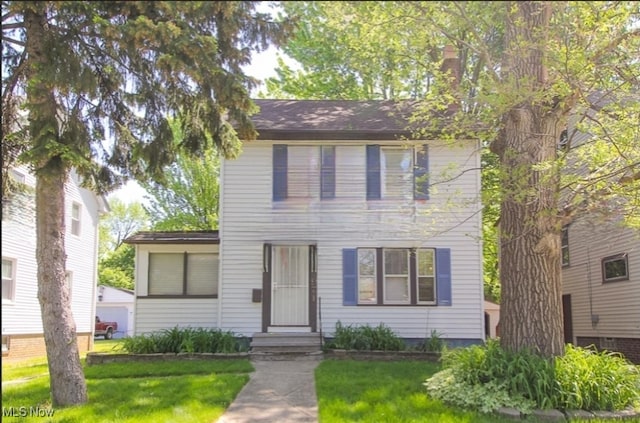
[
  {"xmin": 2, "ymin": 258, "xmax": 16, "ymax": 303},
  {"xmin": 602, "ymin": 253, "xmax": 628, "ymax": 283},
  {"xmin": 148, "ymin": 252, "xmax": 218, "ymax": 296},
  {"xmin": 1, "ymin": 335, "xmax": 9, "ymax": 353},
  {"xmin": 71, "ymin": 202, "xmax": 81, "ymax": 236},
  {"xmin": 561, "ymin": 227, "xmax": 569, "ymax": 267}
]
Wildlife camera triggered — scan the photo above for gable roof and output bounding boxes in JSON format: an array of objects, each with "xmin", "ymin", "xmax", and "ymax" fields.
[
  {"xmin": 124, "ymin": 230, "xmax": 219, "ymax": 244},
  {"xmin": 251, "ymin": 99, "xmax": 418, "ymax": 141}
]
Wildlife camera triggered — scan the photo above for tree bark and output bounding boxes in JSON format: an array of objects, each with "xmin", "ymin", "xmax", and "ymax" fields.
[
  {"xmin": 492, "ymin": 1, "xmax": 565, "ymax": 357},
  {"xmin": 25, "ymin": 4, "xmax": 88, "ymax": 406}
]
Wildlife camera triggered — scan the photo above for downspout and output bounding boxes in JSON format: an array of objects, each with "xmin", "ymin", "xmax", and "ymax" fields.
[{"xmin": 216, "ymin": 158, "xmax": 225, "ymax": 330}]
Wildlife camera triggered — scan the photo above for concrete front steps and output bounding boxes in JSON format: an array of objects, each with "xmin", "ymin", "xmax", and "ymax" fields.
[{"xmin": 249, "ymin": 332, "xmax": 323, "ymax": 361}]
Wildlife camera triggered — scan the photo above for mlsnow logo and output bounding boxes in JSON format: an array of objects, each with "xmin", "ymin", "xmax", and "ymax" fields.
[{"xmin": 2, "ymin": 406, "xmax": 55, "ymax": 418}]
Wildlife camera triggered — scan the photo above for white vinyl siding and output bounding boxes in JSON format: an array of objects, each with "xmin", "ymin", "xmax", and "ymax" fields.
[{"xmin": 220, "ymin": 139, "xmax": 484, "ymax": 339}]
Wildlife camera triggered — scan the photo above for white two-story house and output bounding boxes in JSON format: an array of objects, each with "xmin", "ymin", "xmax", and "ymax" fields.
[
  {"xmin": 2, "ymin": 167, "xmax": 108, "ymax": 360},
  {"xmin": 128, "ymin": 99, "xmax": 485, "ymax": 346}
]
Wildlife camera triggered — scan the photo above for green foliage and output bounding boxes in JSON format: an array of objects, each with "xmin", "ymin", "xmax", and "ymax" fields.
[
  {"xmin": 121, "ymin": 327, "xmax": 247, "ymax": 354},
  {"xmin": 325, "ymin": 321, "xmax": 405, "ymax": 351},
  {"xmin": 142, "ymin": 123, "xmax": 221, "ymax": 230},
  {"xmin": 99, "ymin": 199, "xmax": 149, "ymax": 254},
  {"xmin": 426, "ymin": 341, "xmax": 640, "ymax": 414},
  {"xmin": 98, "ymin": 243, "xmax": 135, "ymax": 290},
  {"xmin": 419, "ymin": 329, "xmax": 445, "ymax": 353},
  {"xmin": 555, "ymin": 345, "xmax": 640, "ymax": 411}
]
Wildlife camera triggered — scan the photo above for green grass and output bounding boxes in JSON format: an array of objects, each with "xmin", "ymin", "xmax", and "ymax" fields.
[
  {"xmin": 315, "ymin": 360, "xmax": 631, "ymax": 423},
  {"xmin": 2, "ymin": 359, "xmax": 252, "ymax": 422},
  {"xmin": 91, "ymin": 339, "xmax": 126, "ymax": 354}
]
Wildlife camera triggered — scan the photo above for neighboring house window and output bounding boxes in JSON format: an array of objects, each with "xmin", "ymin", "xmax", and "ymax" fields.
[
  {"xmin": 2, "ymin": 258, "xmax": 16, "ymax": 304},
  {"xmin": 71, "ymin": 202, "xmax": 81, "ymax": 236},
  {"xmin": 602, "ymin": 253, "xmax": 629, "ymax": 283},
  {"xmin": 9, "ymin": 169, "xmax": 26, "ymax": 184},
  {"xmin": 344, "ymin": 247, "xmax": 449, "ymax": 306},
  {"xmin": 561, "ymin": 227, "xmax": 570, "ymax": 267},
  {"xmin": 273, "ymin": 145, "xmax": 336, "ymax": 201},
  {"xmin": 366, "ymin": 144, "xmax": 429, "ymax": 200},
  {"xmin": 148, "ymin": 252, "xmax": 219, "ymax": 296},
  {"xmin": 558, "ymin": 129, "xmax": 568, "ymax": 150},
  {"xmin": 1, "ymin": 335, "xmax": 8, "ymax": 353}
]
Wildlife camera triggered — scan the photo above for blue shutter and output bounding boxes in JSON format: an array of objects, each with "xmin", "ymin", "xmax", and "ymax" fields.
[
  {"xmin": 436, "ymin": 248, "xmax": 452, "ymax": 306},
  {"xmin": 342, "ymin": 249, "xmax": 358, "ymax": 306},
  {"xmin": 366, "ymin": 145, "xmax": 381, "ymax": 200},
  {"xmin": 414, "ymin": 144, "xmax": 429, "ymax": 200},
  {"xmin": 320, "ymin": 146, "xmax": 336, "ymax": 199},
  {"xmin": 273, "ymin": 145, "xmax": 287, "ymax": 201}
]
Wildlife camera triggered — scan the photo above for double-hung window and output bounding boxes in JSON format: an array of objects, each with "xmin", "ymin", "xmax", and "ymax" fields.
[
  {"xmin": 273, "ymin": 145, "xmax": 336, "ymax": 201},
  {"xmin": 561, "ymin": 227, "xmax": 570, "ymax": 267},
  {"xmin": 2, "ymin": 258, "xmax": 16, "ymax": 303},
  {"xmin": 345, "ymin": 247, "xmax": 449, "ymax": 306},
  {"xmin": 148, "ymin": 252, "xmax": 219, "ymax": 296},
  {"xmin": 384, "ymin": 249, "xmax": 410, "ymax": 304},
  {"xmin": 71, "ymin": 203, "xmax": 81, "ymax": 236},
  {"xmin": 366, "ymin": 144, "xmax": 429, "ymax": 201}
]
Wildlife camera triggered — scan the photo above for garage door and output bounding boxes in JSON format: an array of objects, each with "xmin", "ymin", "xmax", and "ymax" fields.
[{"xmin": 95, "ymin": 307, "xmax": 128, "ymax": 339}]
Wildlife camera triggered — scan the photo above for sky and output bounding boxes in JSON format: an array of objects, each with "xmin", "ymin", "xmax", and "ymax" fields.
[{"xmin": 109, "ymin": 46, "xmax": 287, "ymax": 205}]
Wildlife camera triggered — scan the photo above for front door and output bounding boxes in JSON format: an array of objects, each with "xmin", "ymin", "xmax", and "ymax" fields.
[{"xmin": 271, "ymin": 245, "xmax": 309, "ymax": 326}]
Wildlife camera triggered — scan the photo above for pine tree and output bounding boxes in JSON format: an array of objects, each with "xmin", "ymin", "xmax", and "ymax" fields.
[{"xmin": 2, "ymin": 1, "xmax": 292, "ymax": 405}]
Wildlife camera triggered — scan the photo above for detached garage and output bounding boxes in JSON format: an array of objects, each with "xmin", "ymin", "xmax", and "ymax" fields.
[{"xmin": 95, "ymin": 285, "xmax": 134, "ymax": 339}]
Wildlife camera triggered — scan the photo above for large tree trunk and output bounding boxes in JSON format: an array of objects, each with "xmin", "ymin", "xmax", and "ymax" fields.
[
  {"xmin": 25, "ymin": 5, "xmax": 88, "ymax": 406},
  {"xmin": 492, "ymin": 1, "xmax": 565, "ymax": 357}
]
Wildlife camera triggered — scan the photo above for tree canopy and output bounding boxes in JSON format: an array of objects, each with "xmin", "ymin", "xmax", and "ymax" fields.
[
  {"xmin": 2, "ymin": 0, "xmax": 292, "ymax": 405},
  {"xmin": 268, "ymin": 1, "xmax": 639, "ymax": 357}
]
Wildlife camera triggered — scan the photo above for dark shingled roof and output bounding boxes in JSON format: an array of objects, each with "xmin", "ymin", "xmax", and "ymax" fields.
[
  {"xmin": 124, "ymin": 230, "xmax": 219, "ymax": 244},
  {"xmin": 251, "ymin": 99, "xmax": 419, "ymax": 141}
]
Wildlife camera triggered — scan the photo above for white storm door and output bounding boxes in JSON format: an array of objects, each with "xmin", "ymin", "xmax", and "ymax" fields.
[{"xmin": 271, "ymin": 246, "xmax": 309, "ymax": 326}]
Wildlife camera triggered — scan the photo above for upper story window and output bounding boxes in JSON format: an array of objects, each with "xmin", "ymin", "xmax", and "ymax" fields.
[
  {"xmin": 561, "ymin": 227, "xmax": 570, "ymax": 267},
  {"xmin": 2, "ymin": 258, "xmax": 16, "ymax": 304},
  {"xmin": 602, "ymin": 253, "xmax": 629, "ymax": 283},
  {"xmin": 273, "ymin": 144, "xmax": 429, "ymax": 202},
  {"xmin": 71, "ymin": 202, "xmax": 81, "ymax": 236},
  {"xmin": 366, "ymin": 145, "xmax": 429, "ymax": 201},
  {"xmin": 273, "ymin": 145, "xmax": 336, "ymax": 201},
  {"xmin": 148, "ymin": 252, "xmax": 218, "ymax": 297}
]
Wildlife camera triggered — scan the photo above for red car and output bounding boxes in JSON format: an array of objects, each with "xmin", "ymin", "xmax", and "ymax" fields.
[{"xmin": 95, "ymin": 316, "xmax": 117, "ymax": 340}]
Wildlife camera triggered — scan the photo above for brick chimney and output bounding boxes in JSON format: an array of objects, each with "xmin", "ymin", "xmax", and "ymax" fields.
[{"xmin": 441, "ymin": 45, "xmax": 460, "ymax": 114}]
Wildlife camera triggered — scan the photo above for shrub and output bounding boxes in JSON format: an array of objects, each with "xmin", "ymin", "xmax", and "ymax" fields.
[
  {"xmin": 121, "ymin": 327, "xmax": 247, "ymax": 354},
  {"xmin": 555, "ymin": 344, "xmax": 640, "ymax": 411},
  {"xmin": 325, "ymin": 321, "xmax": 405, "ymax": 351},
  {"xmin": 426, "ymin": 340, "xmax": 640, "ymax": 414}
]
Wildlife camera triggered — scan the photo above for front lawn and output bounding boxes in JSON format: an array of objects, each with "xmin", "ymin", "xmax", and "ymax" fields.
[
  {"xmin": 314, "ymin": 360, "xmax": 629, "ymax": 423},
  {"xmin": 2, "ymin": 359, "xmax": 252, "ymax": 422}
]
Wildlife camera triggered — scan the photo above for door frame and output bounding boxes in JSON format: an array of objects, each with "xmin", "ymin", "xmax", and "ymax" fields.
[{"xmin": 262, "ymin": 243, "xmax": 317, "ymax": 332}]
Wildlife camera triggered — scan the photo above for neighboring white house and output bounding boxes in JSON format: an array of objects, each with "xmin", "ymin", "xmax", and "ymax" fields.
[
  {"xmin": 95, "ymin": 285, "xmax": 135, "ymax": 339},
  {"xmin": 128, "ymin": 99, "xmax": 485, "ymax": 346},
  {"xmin": 2, "ymin": 167, "xmax": 108, "ymax": 360}
]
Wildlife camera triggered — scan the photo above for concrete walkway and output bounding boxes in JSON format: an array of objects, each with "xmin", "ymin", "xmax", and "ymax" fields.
[{"xmin": 217, "ymin": 359, "xmax": 320, "ymax": 423}]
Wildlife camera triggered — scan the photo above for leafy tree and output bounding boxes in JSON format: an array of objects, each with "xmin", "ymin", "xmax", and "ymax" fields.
[
  {"xmin": 98, "ymin": 244, "xmax": 135, "ymax": 290},
  {"xmin": 100, "ymin": 198, "xmax": 149, "ymax": 253},
  {"xmin": 2, "ymin": 1, "xmax": 292, "ymax": 405},
  {"xmin": 142, "ymin": 124, "xmax": 221, "ymax": 231},
  {"xmin": 268, "ymin": 1, "xmax": 639, "ymax": 357}
]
